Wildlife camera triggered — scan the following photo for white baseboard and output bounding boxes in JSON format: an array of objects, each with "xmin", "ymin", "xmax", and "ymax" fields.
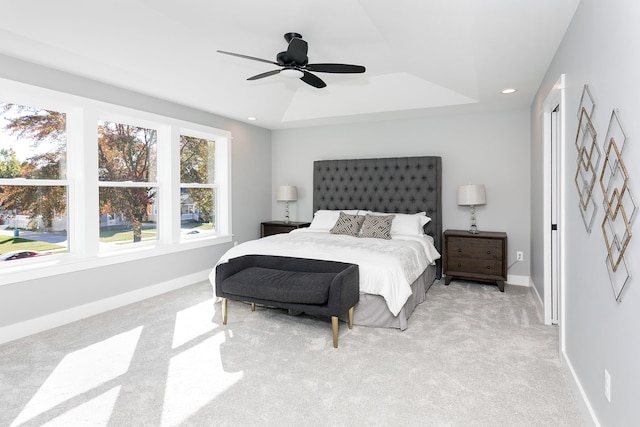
[
  {"xmin": 506, "ymin": 274, "xmax": 529, "ymax": 286},
  {"xmin": 0, "ymin": 269, "xmax": 212, "ymax": 345},
  {"xmin": 561, "ymin": 350, "xmax": 600, "ymax": 427},
  {"xmin": 530, "ymin": 275, "xmax": 598, "ymax": 426},
  {"xmin": 529, "ymin": 277, "xmax": 544, "ymax": 314}
]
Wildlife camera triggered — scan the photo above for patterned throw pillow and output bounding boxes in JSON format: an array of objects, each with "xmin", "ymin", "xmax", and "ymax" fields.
[
  {"xmin": 359, "ymin": 214, "xmax": 395, "ymax": 239},
  {"xmin": 330, "ymin": 212, "xmax": 365, "ymax": 236}
]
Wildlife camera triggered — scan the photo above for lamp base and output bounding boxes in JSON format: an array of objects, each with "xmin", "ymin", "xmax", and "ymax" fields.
[
  {"xmin": 468, "ymin": 205, "xmax": 479, "ymax": 234},
  {"xmin": 283, "ymin": 201, "xmax": 290, "ymax": 223}
]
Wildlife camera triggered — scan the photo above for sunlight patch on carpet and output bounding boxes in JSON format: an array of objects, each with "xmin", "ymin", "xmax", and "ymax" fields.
[
  {"xmin": 171, "ymin": 300, "xmax": 218, "ymax": 349},
  {"xmin": 10, "ymin": 327, "xmax": 142, "ymax": 426},
  {"xmin": 161, "ymin": 331, "xmax": 243, "ymax": 427}
]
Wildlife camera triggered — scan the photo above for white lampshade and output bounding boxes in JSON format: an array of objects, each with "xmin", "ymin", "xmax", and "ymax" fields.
[
  {"xmin": 457, "ymin": 184, "xmax": 487, "ymax": 206},
  {"xmin": 276, "ymin": 185, "xmax": 298, "ymax": 202}
]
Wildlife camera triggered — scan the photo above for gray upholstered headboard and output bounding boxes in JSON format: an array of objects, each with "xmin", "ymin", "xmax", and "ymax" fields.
[{"xmin": 313, "ymin": 156, "xmax": 442, "ymax": 277}]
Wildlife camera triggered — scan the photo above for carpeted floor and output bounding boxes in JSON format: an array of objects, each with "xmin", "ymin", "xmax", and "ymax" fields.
[{"xmin": 0, "ymin": 279, "xmax": 584, "ymax": 426}]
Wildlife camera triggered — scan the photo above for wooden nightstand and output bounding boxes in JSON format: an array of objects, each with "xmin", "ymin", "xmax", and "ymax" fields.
[
  {"xmin": 260, "ymin": 221, "xmax": 311, "ymax": 237},
  {"xmin": 443, "ymin": 229, "xmax": 508, "ymax": 292}
]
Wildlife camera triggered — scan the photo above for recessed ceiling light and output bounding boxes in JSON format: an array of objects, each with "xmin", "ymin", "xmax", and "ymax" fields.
[
  {"xmin": 501, "ymin": 88, "xmax": 517, "ymax": 94},
  {"xmin": 247, "ymin": 117, "xmax": 257, "ymax": 121}
]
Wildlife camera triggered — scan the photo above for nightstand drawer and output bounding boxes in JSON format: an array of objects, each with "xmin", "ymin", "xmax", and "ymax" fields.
[
  {"xmin": 447, "ymin": 237, "xmax": 503, "ymax": 260},
  {"xmin": 447, "ymin": 256, "xmax": 504, "ymax": 276}
]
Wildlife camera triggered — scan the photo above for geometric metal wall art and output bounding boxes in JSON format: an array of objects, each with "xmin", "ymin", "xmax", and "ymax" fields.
[
  {"xmin": 600, "ymin": 108, "xmax": 636, "ymax": 302},
  {"xmin": 578, "ymin": 83, "xmax": 596, "ymax": 119},
  {"xmin": 575, "ymin": 84, "xmax": 600, "ymax": 232}
]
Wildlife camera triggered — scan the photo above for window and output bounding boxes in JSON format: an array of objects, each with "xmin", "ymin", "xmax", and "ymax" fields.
[
  {"xmin": 98, "ymin": 120, "xmax": 158, "ymax": 249},
  {"xmin": 180, "ymin": 133, "xmax": 216, "ymax": 239},
  {"xmin": 0, "ymin": 79, "xmax": 231, "ymax": 278},
  {"xmin": 0, "ymin": 101, "xmax": 68, "ymax": 259}
]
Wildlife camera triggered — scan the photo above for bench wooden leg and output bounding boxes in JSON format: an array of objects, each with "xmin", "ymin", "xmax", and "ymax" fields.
[
  {"xmin": 251, "ymin": 302, "xmax": 255, "ymax": 311},
  {"xmin": 222, "ymin": 298, "xmax": 228, "ymax": 325},
  {"xmin": 348, "ymin": 307, "xmax": 354, "ymax": 329},
  {"xmin": 331, "ymin": 316, "xmax": 339, "ymax": 348}
]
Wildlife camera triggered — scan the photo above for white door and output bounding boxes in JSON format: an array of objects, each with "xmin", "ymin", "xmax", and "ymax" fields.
[
  {"xmin": 550, "ymin": 105, "xmax": 560, "ymax": 325},
  {"xmin": 543, "ymin": 74, "xmax": 564, "ymax": 328}
]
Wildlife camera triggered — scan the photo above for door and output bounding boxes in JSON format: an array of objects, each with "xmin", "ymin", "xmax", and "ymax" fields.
[
  {"xmin": 543, "ymin": 74, "xmax": 564, "ymax": 329},
  {"xmin": 550, "ymin": 105, "xmax": 560, "ymax": 325}
]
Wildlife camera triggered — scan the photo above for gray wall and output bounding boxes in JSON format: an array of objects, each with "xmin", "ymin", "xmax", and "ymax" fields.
[
  {"xmin": 532, "ymin": 0, "xmax": 640, "ymax": 424},
  {"xmin": 271, "ymin": 109, "xmax": 531, "ymax": 281},
  {"xmin": 0, "ymin": 54, "xmax": 272, "ymax": 329}
]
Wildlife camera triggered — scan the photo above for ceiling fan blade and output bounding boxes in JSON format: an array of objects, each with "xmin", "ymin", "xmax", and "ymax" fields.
[
  {"xmin": 300, "ymin": 71, "xmax": 326, "ymax": 88},
  {"xmin": 286, "ymin": 37, "xmax": 308, "ymax": 65},
  {"xmin": 306, "ymin": 63, "xmax": 366, "ymax": 73},
  {"xmin": 217, "ymin": 50, "xmax": 279, "ymax": 66},
  {"xmin": 247, "ymin": 69, "xmax": 282, "ymax": 80}
]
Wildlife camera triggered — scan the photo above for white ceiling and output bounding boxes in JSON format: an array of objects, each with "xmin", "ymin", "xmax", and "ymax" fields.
[{"xmin": 0, "ymin": 0, "xmax": 580, "ymax": 130}]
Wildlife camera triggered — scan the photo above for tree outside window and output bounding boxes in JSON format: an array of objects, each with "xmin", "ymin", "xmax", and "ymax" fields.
[
  {"xmin": 98, "ymin": 121, "xmax": 157, "ymax": 245},
  {"xmin": 180, "ymin": 135, "xmax": 215, "ymax": 236},
  {"xmin": 0, "ymin": 102, "xmax": 68, "ymax": 257}
]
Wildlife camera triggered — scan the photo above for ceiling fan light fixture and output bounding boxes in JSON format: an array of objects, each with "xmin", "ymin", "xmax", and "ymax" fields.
[{"xmin": 280, "ymin": 68, "xmax": 304, "ymax": 78}]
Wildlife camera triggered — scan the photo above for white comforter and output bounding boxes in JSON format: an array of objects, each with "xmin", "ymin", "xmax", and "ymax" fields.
[{"xmin": 208, "ymin": 229, "xmax": 440, "ymax": 316}]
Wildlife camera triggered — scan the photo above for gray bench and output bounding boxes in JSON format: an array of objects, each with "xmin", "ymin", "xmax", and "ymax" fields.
[{"xmin": 215, "ymin": 255, "xmax": 359, "ymax": 348}]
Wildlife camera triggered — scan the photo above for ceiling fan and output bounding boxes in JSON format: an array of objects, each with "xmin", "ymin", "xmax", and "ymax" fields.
[{"xmin": 217, "ymin": 32, "xmax": 366, "ymax": 89}]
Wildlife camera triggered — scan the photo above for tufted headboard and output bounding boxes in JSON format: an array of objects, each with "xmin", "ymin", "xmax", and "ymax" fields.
[{"xmin": 313, "ymin": 156, "xmax": 442, "ymax": 277}]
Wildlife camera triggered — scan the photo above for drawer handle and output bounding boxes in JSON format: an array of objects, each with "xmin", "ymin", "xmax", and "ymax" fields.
[
  {"xmin": 486, "ymin": 266, "xmax": 492, "ymax": 270},
  {"xmin": 486, "ymin": 250, "xmax": 491, "ymax": 255},
  {"xmin": 457, "ymin": 249, "xmax": 462, "ymax": 253},
  {"xmin": 457, "ymin": 263, "xmax": 462, "ymax": 267}
]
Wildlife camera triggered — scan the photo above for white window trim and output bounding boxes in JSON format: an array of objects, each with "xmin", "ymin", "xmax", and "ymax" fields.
[{"xmin": 0, "ymin": 78, "xmax": 232, "ymax": 286}]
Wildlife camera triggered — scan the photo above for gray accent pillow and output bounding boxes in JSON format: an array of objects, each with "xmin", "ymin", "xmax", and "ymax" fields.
[
  {"xmin": 330, "ymin": 212, "xmax": 365, "ymax": 236},
  {"xmin": 360, "ymin": 214, "xmax": 395, "ymax": 239}
]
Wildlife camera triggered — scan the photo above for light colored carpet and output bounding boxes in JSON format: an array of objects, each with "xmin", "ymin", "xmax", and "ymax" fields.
[{"xmin": 0, "ymin": 279, "xmax": 584, "ymax": 426}]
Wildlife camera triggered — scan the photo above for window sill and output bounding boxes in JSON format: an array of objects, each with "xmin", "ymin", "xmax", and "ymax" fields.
[{"xmin": 0, "ymin": 234, "xmax": 233, "ymax": 286}]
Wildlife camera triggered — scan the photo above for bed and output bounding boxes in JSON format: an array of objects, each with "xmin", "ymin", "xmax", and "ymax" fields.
[{"xmin": 209, "ymin": 156, "xmax": 442, "ymax": 330}]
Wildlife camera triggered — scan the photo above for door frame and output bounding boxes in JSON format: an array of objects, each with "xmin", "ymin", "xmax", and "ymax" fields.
[{"xmin": 542, "ymin": 74, "xmax": 565, "ymax": 343}]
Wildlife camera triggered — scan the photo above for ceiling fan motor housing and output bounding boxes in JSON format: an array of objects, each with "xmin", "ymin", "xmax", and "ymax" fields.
[{"xmin": 277, "ymin": 51, "xmax": 308, "ymax": 67}]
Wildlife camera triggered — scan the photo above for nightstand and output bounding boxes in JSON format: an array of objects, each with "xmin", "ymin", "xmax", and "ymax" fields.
[
  {"xmin": 443, "ymin": 229, "xmax": 508, "ymax": 292},
  {"xmin": 260, "ymin": 221, "xmax": 311, "ymax": 237}
]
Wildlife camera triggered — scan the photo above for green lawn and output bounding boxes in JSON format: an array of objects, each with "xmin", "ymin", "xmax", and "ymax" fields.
[
  {"xmin": 181, "ymin": 221, "xmax": 213, "ymax": 231},
  {"xmin": 99, "ymin": 229, "xmax": 158, "ymax": 243},
  {"xmin": 0, "ymin": 235, "xmax": 65, "ymax": 255},
  {"xmin": 1, "ymin": 222, "xmax": 214, "ymax": 254}
]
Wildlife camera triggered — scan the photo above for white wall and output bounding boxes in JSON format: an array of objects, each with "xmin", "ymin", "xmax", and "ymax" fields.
[
  {"xmin": 271, "ymin": 109, "xmax": 531, "ymax": 281},
  {"xmin": 532, "ymin": 0, "xmax": 640, "ymax": 424},
  {"xmin": 0, "ymin": 55, "xmax": 272, "ymax": 338}
]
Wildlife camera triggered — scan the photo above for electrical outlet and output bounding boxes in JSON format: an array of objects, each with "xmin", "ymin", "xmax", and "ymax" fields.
[
  {"xmin": 604, "ymin": 369, "xmax": 611, "ymax": 402},
  {"xmin": 516, "ymin": 251, "xmax": 524, "ymax": 261}
]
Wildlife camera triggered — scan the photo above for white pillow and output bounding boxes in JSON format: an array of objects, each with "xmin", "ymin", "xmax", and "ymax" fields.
[
  {"xmin": 369, "ymin": 211, "xmax": 431, "ymax": 236},
  {"xmin": 309, "ymin": 210, "xmax": 360, "ymax": 231}
]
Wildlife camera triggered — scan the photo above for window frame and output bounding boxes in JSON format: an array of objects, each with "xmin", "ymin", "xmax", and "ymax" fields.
[{"xmin": 0, "ymin": 78, "xmax": 232, "ymax": 285}]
